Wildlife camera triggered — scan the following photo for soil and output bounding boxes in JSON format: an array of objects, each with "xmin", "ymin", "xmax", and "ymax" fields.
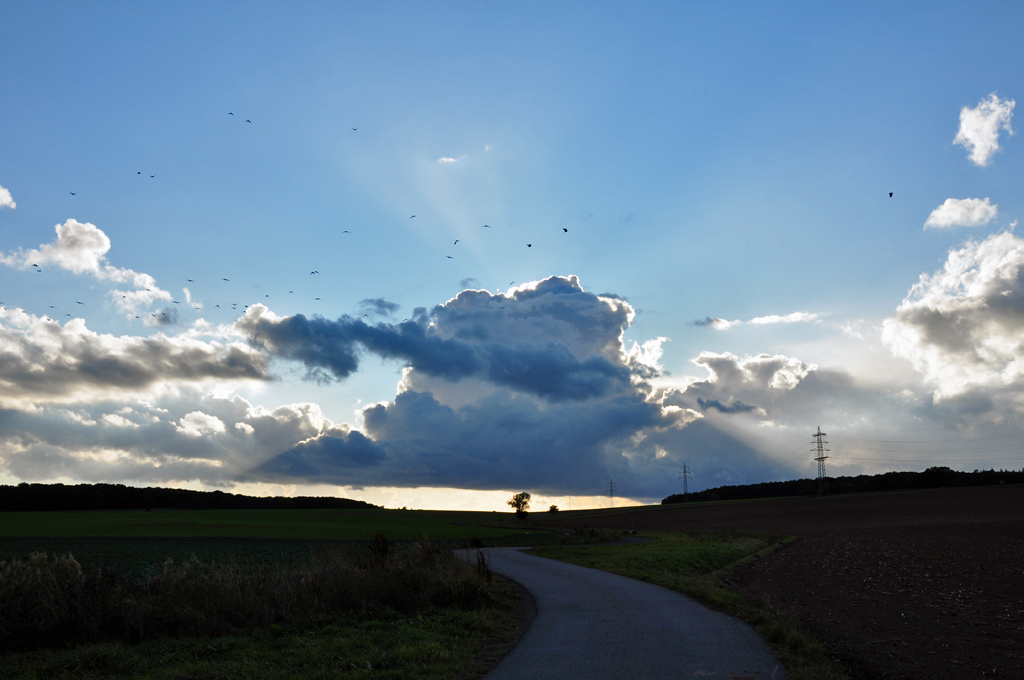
[{"xmin": 537, "ymin": 485, "xmax": 1024, "ymax": 680}]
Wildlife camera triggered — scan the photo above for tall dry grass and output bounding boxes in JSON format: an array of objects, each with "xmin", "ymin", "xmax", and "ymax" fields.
[{"xmin": 0, "ymin": 536, "xmax": 492, "ymax": 651}]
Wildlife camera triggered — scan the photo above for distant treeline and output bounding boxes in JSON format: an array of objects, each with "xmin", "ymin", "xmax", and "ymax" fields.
[
  {"xmin": 662, "ymin": 466, "xmax": 1024, "ymax": 505},
  {"xmin": 0, "ymin": 483, "xmax": 376, "ymax": 512}
]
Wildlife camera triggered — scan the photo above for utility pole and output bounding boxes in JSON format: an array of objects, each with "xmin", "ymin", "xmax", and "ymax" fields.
[
  {"xmin": 608, "ymin": 479, "xmax": 616, "ymax": 508},
  {"xmin": 811, "ymin": 426, "xmax": 830, "ymax": 496},
  {"xmin": 679, "ymin": 463, "xmax": 691, "ymax": 500}
]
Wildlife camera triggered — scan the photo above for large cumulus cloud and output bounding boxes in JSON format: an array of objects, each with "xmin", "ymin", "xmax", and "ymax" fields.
[
  {"xmin": 238, "ymin": 276, "xmax": 638, "ymax": 401},
  {"xmin": 883, "ymin": 232, "xmax": 1024, "ymax": 402}
]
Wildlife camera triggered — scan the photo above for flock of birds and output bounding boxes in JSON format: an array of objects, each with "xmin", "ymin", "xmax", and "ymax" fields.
[{"xmin": 47, "ymin": 111, "xmax": 897, "ymax": 324}]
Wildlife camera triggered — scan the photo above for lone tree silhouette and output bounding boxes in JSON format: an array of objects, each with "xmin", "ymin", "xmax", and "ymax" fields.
[{"xmin": 507, "ymin": 491, "xmax": 531, "ymax": 519}]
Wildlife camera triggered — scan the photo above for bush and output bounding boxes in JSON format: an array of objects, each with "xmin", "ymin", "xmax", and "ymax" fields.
[{"xmin": 0, "ymin": 539, "xmax": 494, "ymax": 652}]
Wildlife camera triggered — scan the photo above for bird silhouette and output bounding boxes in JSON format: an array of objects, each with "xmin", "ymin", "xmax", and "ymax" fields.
[
  {"xmin": 410, "ymin": 215, "xmax": 416, "ymax": 218},
  {"xmin": 246, "ymin": 119, "xmax": 251, "ymax": 123},
  {"xmin": 446, "ymin": 256, "xmax": 454, "ymax": 259},
  {"xmin": 137, "ymin": 172, "xmax": 141, "ymax": 175},
  {"xmin": 69, "ymin": 192, "xmax": 75, "ymax": 196},
  {"xmin": 310, "ymin": 271, "xmax": 319, "ymax": 275},
  {"xmin": 454, "ymin": 239, "xmax": 459, "ymax": 245},
  {"xmin": 223, "ymin": 278, "xmax": 229, "ymax": 281},
  {"xmin": 889, "ymin": 192, "xmax": 893, "ymax": 197},
  {"xmin": 228, "ymin": 112, "xmax": 234, "ymax": 115},
  {"xmin": 315, "ymin": 297, "xmax": 321, "ymax": 300},
  {"xmin": 32, "ymin": 264, "xmax": 38, "ymax": 267},
  {"xmin": 76, "ymin": 301, "xmax": 83, "ymax": 305},
  {"xmin": 352, "ymin": 128, "xmax": 357, "ymax": 131},
  {"xmin": 150, "ymin": 175, "xmax": 155, "ymax": 178},
  {"xmin": 527, "ymin": 244, "xmax": 532, "ymax": 248},
  {"xmin": 187, "ymin": 279, "xmax": 193, "ymax": 282},
  {"xmin": 563, "ymin": 228, "xmax": 568, "ymax": 232},
  {"xmin": 342, "ymin": 230, "xmax": 350, "ymax": 233},
  {"xmin": 481, "ymin": 224, "xmax": 491, "ymax": 228}
]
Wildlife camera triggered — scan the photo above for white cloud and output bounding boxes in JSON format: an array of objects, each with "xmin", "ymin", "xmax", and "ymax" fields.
[
  {"xmin": 0, "ymin": 219, "xmax": 172, "ymax": 314},
  {"xmin": 436, "ymin": 157, "xmax": 458, "ymax": 163},
  {"xmin": 176, "ymin": 411, "xmax": 227, "ymax": 437},
  {"xmin": 954, "ymin": 93, "xmax": 1015, "ymax": 167},
  {"xmin": 0, "ymin": 309, "xmax": 269, "ymax": 406},
  {"xmin": 0, "ymin": 184, "xmax": 14, "ymax": 210},
  {"xmin": 748, "ymin": 312, "xmax": 820, "ymax": 325},
  {"xmin": 882, "ymin": 231, "xmax": 1024, "ymax": 399},
  {"xmin": 697, "ymin": 312, "xmax": 818, "ymax": 329},
  {"xmin": 924, "ymin": 197, "xmax": 998, "ymax": 229}
]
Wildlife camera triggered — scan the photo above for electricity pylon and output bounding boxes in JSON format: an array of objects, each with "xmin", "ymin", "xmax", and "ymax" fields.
[
  {"xmin": 811, "ymin": 426, "xmax": 830, "ymax": 495},
  {"xmin": 679, "ymin": 463, "xmax": 691, "ymax": 499}
]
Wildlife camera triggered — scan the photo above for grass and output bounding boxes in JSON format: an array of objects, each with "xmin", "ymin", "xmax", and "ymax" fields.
[{"xmin": 528, "ymin": 531, "xmax": 851, "ymax": 680}]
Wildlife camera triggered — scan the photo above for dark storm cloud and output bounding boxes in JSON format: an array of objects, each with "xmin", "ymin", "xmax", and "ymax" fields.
[
  {"xmin": 696, "ymin": 398, "xmax": 758, "ymax": 414},
  {"xmin": 237, "ymin": 276, "xmax": 640, "ymax": 401},
  {"xmin": 358, "ymin": 298, "xmax": 401, "ymax": 317}
]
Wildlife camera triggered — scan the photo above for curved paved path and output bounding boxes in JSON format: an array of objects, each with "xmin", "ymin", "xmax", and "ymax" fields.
[{"xmin": 476, "ymin": 547, "xmax": 786, "ymax": 680}]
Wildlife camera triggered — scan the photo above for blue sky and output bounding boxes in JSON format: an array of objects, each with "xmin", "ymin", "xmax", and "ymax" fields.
[{"xmin": 2, "ymin": 2, "xmax": 1023, "ymax": 509}]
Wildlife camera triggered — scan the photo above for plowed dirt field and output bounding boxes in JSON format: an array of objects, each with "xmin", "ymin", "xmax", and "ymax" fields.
[{"xmin": 537, "ymin": 485, "xmax": 1024, "ymax": 680}]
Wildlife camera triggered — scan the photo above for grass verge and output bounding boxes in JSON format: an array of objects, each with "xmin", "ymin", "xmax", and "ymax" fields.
[{"xmin": 527, "ymin": 531, "xmax": 850, "ymax": 680}]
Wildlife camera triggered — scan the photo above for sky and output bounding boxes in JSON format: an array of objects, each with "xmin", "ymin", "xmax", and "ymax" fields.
[{"xmin": 2, "ymin": 2, "xmax": 1024, "ymax": 510}]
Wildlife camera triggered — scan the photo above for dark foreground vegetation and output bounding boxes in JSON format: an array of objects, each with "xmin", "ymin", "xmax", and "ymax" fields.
[
  {"xmin": 0, "ymin": 537, "xmax": 529, "ymax": 679},
  {"xmin": 0, "ymin": 483, "xmax": 375, "ymax": 512},
  {"xmin": 662, "ymin": 465, "xmax": 1024, "ymax": 504},
  {"xmin": 0, "ymin": 538, "xmax": 487, "ymax": 652}
]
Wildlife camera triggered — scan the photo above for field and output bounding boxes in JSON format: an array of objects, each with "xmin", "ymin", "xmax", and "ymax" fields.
[{"xmin": 535, "ymin": 485, "xmax": 1024, "ymax": 680}]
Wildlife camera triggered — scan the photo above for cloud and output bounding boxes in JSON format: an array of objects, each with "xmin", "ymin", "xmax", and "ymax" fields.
[
  {"xmin": 436, "ymin": 157, "xmax": 458, "ymax": 164},
  {"xmin": 176, "ymin": 411, "xmax": 226, "ymax": 437},
  {"xmin": 693, "ymin": 312, "xmax": 819, "ymax": 329},
  {"xmin": 882, "ymin": 231, "xmax": 1024, "ymax": 400},
  {"xmin": 0, "ymin": 220, "xmax": 172, "ymax": 314},
  {"xmin": 954, "ymin": 93, "xmax": 1015, "ymax": 167},
  {"xmin": 924, "ymin": 197, "xmax": 999, "ymax": 229},
  {"xmin": 696, "ymin": 398, "xmax": 759, "ymax": 414},
  {"xmin": 693, "ymin": 317, "xmax": 741, "ymax": 330},
  {"xmin": 358, "ymin": 298, "xmax": 400, "ymax": 317},
  {"xmin": 459, "ymin": 278, "xmax": 481, "ymax": 289},
  {"xmin": 748, "ymin": 312, "xmax": 820, "ymax": 325},
  {"xmin": 0, "ymin": 184, "xmax": 14, "ymax": 210},
  {"xmin": 238, "ymin": 276, "xmax": 641, "ymax": 401},
  {"xmin": 0, "ymin": 310, "xmax": 269, "ymax": 405}
]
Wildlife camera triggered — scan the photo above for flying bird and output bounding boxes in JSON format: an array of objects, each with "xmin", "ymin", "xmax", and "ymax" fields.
[
  {"xmin": 187, "ymin": 279, "xmax": 193, "ymax": 282},
  {"xmin": 310, "ymin": 270, "xmax": 319, "ymax": 275},
  {"xmin": 410, "ymin": 215, "xmax": 416, "ymax": 218},
  {"xmin": 228, "ymin": 112, "xmax": 234, "ymax": 115},
  {"xmin": 446, "ymin": 256, "xmax": 453, "ymax": 259},
  {"xmin": 563, "ymin": 228, "xmax": 568, "ymax": 232},
  {"xmin": 76, "ymin": 301, "xmax": 83, "ymax": 305},
  {"xmin": 246, "ymin": 119, "xmax": 252, "ymax": 123},
  {"xmin": 889, "ymin": 192, "xmax": 893, "ymax": 197},
  {"xmin": 150, "ymin": 175, "xmax": 155, "ymax": 178},
  {"xmin": 137, "ymin": 172, "xmax": 141, "ymax": 175},
  {"xmin": 481, "ymin": 224, "xmax": 491, "ymax": 228},
  {"xmin": 314, "ymin": 297, "xmax": 321, "ymax": 300},
  {"xmin": 527, "ymin": 244, "xmax": 532, "ymax": 248},
  {"xmin": 342, "ymin": 230, "xmax": 350, "ymax": 233},
  {"xmin": 69, "ymin": 192, "xmax": 75, "ymax": 196},
  {"xmin": 32, "ymin": 264, "xmax": 38, "ymax": 267},
  {"xmin": 454, "ymin": 239, "xmax": 459, "ymax": 245},
  {"xmin": 352, "ymin": 128, "xmax": 357, "ymax": 131},
  {"xmin": 223, "ymin": 278, "xmax": 229, "ymax": 281}
]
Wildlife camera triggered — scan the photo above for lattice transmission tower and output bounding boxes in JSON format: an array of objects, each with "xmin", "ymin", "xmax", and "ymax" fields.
[
  {"xmin": 608, "ymin": 479, "xmax": 616, "ymax": 508},
  {"xmin": 679, "ymin": 463, "xmax": 691, "ymax": 499},
  {"xmin": 811, "ymin": 426, "xmax": 830, "ymax": 495}
]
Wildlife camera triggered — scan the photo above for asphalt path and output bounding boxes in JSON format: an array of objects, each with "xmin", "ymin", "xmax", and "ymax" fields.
[{"xmin": 473, "ymin": 547, "xmax": 786, "ymax": 680}]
